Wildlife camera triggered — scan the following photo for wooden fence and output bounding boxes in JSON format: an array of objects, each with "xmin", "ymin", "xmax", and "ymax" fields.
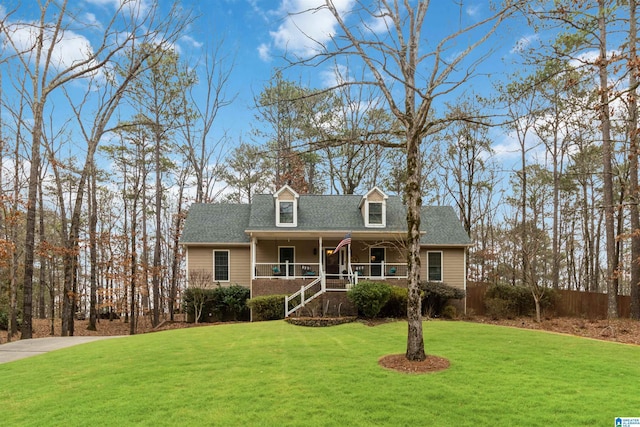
[{"xmin": 466, "ymin": 284, "xmax": 631, "ymax": 319}]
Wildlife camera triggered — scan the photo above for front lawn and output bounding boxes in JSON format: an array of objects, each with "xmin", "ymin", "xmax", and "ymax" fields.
[{"xmin": 1, "ymin": 320, "xmax": 638, "ymax": 426}]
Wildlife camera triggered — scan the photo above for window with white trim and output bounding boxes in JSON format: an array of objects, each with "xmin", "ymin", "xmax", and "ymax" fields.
[
  {"xmin": 427, "ymin": 251, "xmax": 442, "ymax": 281},
  {"xmin": 213, "ymin": 250, "xmax": 229, "ymax": 282},
  {"xmin": 368, "ymin": 202, "xmax": 383, "ymax": 225},
  {"xmin": 279, "ymin": 201, "xmax": 294, "ymax": 225}
]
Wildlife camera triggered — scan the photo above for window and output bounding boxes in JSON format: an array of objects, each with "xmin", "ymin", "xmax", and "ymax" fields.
[
  {"xmin": 427, "ymin": 252, "xmax": 442, "ymax": 281},
  {"xmin": 214, "ymin": 250, "xmax": 229, "ymax": 282},
  {"xmin": 368, "ymin": 202, "xmax": 383, "ymax": 225},
  {"xmin": 279, "ymin": 201, "xmax": 294, "ymax": 224}
]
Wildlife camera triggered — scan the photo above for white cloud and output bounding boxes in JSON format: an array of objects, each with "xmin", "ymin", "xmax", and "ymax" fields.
[
  {"xmin": 181, "ymin": 35, "xmax": 203, "ymax": 49},
  {"xmin": 3, "ymin": 22, "xmax": 99, "ymax": 76},
  {"xmin": 510, "ymin": 34, "xmax": 539, "ymax": 54},
  {"xmin": 569, "ymin": 49, "xmax": 620, "ymax": 68},
  {"xmin": 466, "ymin": 4, "xmax": 481, "ymax": 18},
  {"xmin": 269, "ymin": 0, "xmax": 355, "ymax": 57},
  {"xmin": 258, "ymin": 43, "xmax": 272, "ymax": 62},
  {"xmin": 319, "ymin": 63, "xmax": 351, "ymax": 87},
  {"xmin": 83, "ymin": 0, "xmax": 151, "ymax": 17},
  {"xmin": 83, "ymin": 12, "xmax": 104, "ymax": 31},
  {"xmin": 362, "ymin": 7, "xmax": 392, "ymax": 35}
]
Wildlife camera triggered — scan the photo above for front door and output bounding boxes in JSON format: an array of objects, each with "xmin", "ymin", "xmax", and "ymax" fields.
[
  {"xmin": 370, "ymin": 247, "xmax": 385, "ymax": 277},
  {"xmin": 324, "ymin": 247, "xmax": 346, "ymax": 278},
  {"xmin": 279, "ymin": 247, "xmax": 294, "ymax": 276}
]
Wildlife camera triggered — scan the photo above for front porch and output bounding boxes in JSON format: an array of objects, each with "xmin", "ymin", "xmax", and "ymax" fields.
[{"xmin": 253, "ymin": 261, "xmax": 408, "ymax": 282}]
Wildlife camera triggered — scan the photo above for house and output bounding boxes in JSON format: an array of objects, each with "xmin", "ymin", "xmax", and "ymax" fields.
[{"xmin": 180, "ymin": 185, "xmax": 472, "ymax": 317}]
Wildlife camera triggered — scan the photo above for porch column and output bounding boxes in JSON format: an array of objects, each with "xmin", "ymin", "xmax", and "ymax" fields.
[
  {"xmin": 251, "ymin": 236, "xmax": 257, "ymax": 280},
  {"xmin": 318, "ymin": 236, "xmax": 323, "ymax": 271}
]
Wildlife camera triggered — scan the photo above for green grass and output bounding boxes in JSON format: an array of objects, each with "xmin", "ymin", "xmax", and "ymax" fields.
[{"xmin": 2, "ymin": 320, "xmax": 639, "ymax": 426}]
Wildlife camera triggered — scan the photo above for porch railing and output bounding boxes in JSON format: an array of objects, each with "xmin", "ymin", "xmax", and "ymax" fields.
[
  {"xmin": 285, "ymin": 276, "xmax": 324, "ymax": 317},
  {"xmin": 255, "ymin": 262, "xmax": 321, "ymax": 279},
  {"xmin": 351, "ymin": 262, "xmax": 407, "ymax": 280},
  {"xmin": 257, "ymin": 261, "xmax": 407, "ymax": 280}
]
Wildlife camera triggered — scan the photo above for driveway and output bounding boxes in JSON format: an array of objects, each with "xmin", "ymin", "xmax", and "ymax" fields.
[{"xmin": 0, "ymin": 336, "xmax": 124, "ymax": 364}]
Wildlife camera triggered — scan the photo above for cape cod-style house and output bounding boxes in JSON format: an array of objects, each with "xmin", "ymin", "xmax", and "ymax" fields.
[{"xmin": 180, "ymin": 185, "xmax": 472, "ymax": 317}]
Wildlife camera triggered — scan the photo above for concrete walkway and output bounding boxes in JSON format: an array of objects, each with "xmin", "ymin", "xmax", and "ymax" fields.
[{"xmin": 0, "ymin": 336, "xmax": 124, "ymax": 364}]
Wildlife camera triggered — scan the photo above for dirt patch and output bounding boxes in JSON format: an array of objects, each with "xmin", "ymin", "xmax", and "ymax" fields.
[
  {"xmin": 0, "ymin": 316, "xmax": 206, "ymax": 343},
  {"xmin": 471, "ymin": 316, "xmax": 640, "ymax": 346},
  {"xmin": 379, "ymin": 353, "xmax": 450, "ymax": 374}
]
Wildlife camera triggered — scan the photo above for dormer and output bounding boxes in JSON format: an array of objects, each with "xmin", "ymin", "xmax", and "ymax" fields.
[
  {"xmin": 274, "ymin": 185, "xmax": 299, "ymax": 227},
  {"xmin": 359, "ymin": 187, "xmax": 388, "ymax": 228}
]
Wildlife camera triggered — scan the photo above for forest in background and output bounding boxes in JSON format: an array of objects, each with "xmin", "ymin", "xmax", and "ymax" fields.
[{"xmin": 2, "ymin": 0, "xmax": 640, "ymax": 340}]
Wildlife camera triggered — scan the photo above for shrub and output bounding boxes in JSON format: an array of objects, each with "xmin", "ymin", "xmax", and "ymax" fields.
[
  {"xmin": 442, "ymin": 305, "xmax": 457, "ymax": 319},
  {"xmin": 484, "ymin": 284, "xmax": 558, "ymax": 319},
  {"xmin": 183, "ymin": 285, "xmax": 251, "ymax": 323},
  {"xmin": 421, "ymin": 281, "xmax": 465, "ymax": 317},
  {"xmin": 247, "ymin": 295, "xmax": 287, "ymax": 321},
  {"xmin": 379, "ymin": 286, "xmax": 408, "ymax": 318},
  {"xmin": 216, "ymin": 285, "xmax": 251, "ymax": 321},
  {"xmin": 347, "ymin": 281, "xmax": 392, "ymax": 318}
]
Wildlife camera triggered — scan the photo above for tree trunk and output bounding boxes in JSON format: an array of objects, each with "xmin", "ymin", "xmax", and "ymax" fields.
[
  {"xmin": 405, "ymin": 131, "xmax": 425, "ymax": 362},
  {"xmin": 598, "ymin": 0, "xmax": 618, "ymax": 319},
  {"xmin": 628, "ymin": 0, "xmax": 640, "ymax": 320},
  {"xmin": 21, "ymin": 103, "xmax": 42, "ymax": 340},
  {"xmin": 152, "ymin": 132, "xmax": 162, "ymax": 327},
  {"xmin": 88, "ymin": 161, "xmax": 98, "ymax": 331}
]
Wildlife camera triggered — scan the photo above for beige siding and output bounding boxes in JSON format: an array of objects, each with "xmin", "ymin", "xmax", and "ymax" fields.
[
  {"xmin": 278, "ymin": 189, "xmax": 296, "ymax": 201},
  {"xmin": 420, "ymin": 248, "xmax": 466, "ymax": 290},
  {"xmin": 368, "ymin": 191, "xmax": 385, "ymax": 202},
  {"xmin": 256, "ymin": 240, "xmax": 319, "ymax": 264},
  {"xmin": 188, "ymin": 247, "xmax": 213, "ymax": 274},
  {"xmin": 229, "ymin": 247, "xmax": 251, "ymax": 286},
  {"xmin": 187, "ymin": 246, "xmax": 251, "ymax": 288}
]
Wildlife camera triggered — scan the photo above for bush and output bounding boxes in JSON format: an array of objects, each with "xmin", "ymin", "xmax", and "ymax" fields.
[
  {"xmin": 217, "ymin": 285, "xmax": 251, "ymax": 321},
  {"xmin": 379, "ymin": 286, "xmax": 408, "ymax": 318},
  {"xmin": 484, "ymin": 284, "xmax": 558, "ymax": 319},
  {"xmin": 421, "ymin": 281, "xmax": 465, "ymax": 317},
  {"xmin": 347, "ymin": 281, "xmax": 392, "ymax": 318},
  {"xmin": 183, "ymin": 285, "xmax": 250, "ymax": 323},
  {"xmin": 442, "ymin": 305, "xmax": 457, "ymax": 319},
  {"xmin": 247, "ymin": 295, "xmax": 287, "ymax": 321}
]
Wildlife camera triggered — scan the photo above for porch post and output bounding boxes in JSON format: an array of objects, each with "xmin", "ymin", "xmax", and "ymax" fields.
[
  {"xmin": 251, "ymin": 236, "xmax": 257, "ymax": 280},
  {"xmin": 318, "ymin": 236, "xmax": 323, "ymax": 271}
]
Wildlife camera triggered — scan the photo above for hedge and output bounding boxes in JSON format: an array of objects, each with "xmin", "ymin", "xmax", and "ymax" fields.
[
  {"xmin": 183, "ymin": 285, "xmax": 250, "ymax": 323},
  {"xmin": 247, "ymin": 295, "xmax": 287, "ymax": 321}
]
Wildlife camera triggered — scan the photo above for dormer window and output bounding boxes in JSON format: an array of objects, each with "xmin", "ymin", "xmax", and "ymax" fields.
[
  {"xmin": 361, "ymin": 187, "xmax": 388, "ymax": 228},
  {"xmin": 368, "ymin": 202, "xmax": 383, "ymax": 225},
  {"xmin": 274, "ymin": 185, "xmax": 299, "ymax": 227},
  {"xmin": 279, "ymin": 201, "xmax": 294, "ymax": 224}
]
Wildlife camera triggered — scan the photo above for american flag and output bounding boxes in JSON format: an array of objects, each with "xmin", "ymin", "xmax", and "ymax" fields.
[{"xmin": 333, "ymin": 233, "xmax": 351, "ymax": 253}]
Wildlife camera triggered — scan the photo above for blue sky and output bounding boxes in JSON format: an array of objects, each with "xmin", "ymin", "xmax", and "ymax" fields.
[
  {"xmin": 191, "ymin": 0, "xmax": 536, "ymax": 152},
  {"xmin": 0, "ymin": 0, "xmax": 547, "ymax": 188}
]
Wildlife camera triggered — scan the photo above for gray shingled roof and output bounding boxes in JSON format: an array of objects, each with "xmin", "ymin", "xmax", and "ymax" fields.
[
  {"xmin": 248, "ymin": 194, "xmax": 407, "ymax": 231},
  {"xmin": 180, "ymin": 203, "xmax": 251, "ymax": 244},
  {"xmin": 180, "ymin": 195, "xmax": 471, "ymax": 246},
  {"xmin": 420, "ymin": 206, "xmax": 472, "ymax": 245}
]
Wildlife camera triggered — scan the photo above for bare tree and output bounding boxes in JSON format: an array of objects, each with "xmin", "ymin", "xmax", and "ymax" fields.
[
  {"xmin": 0, "ymin": 0, "xmax": 191, "ymax": 338},
  {"xmin": 300, "ymin": 1, "xmax": 519, "ymax": 360}
]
